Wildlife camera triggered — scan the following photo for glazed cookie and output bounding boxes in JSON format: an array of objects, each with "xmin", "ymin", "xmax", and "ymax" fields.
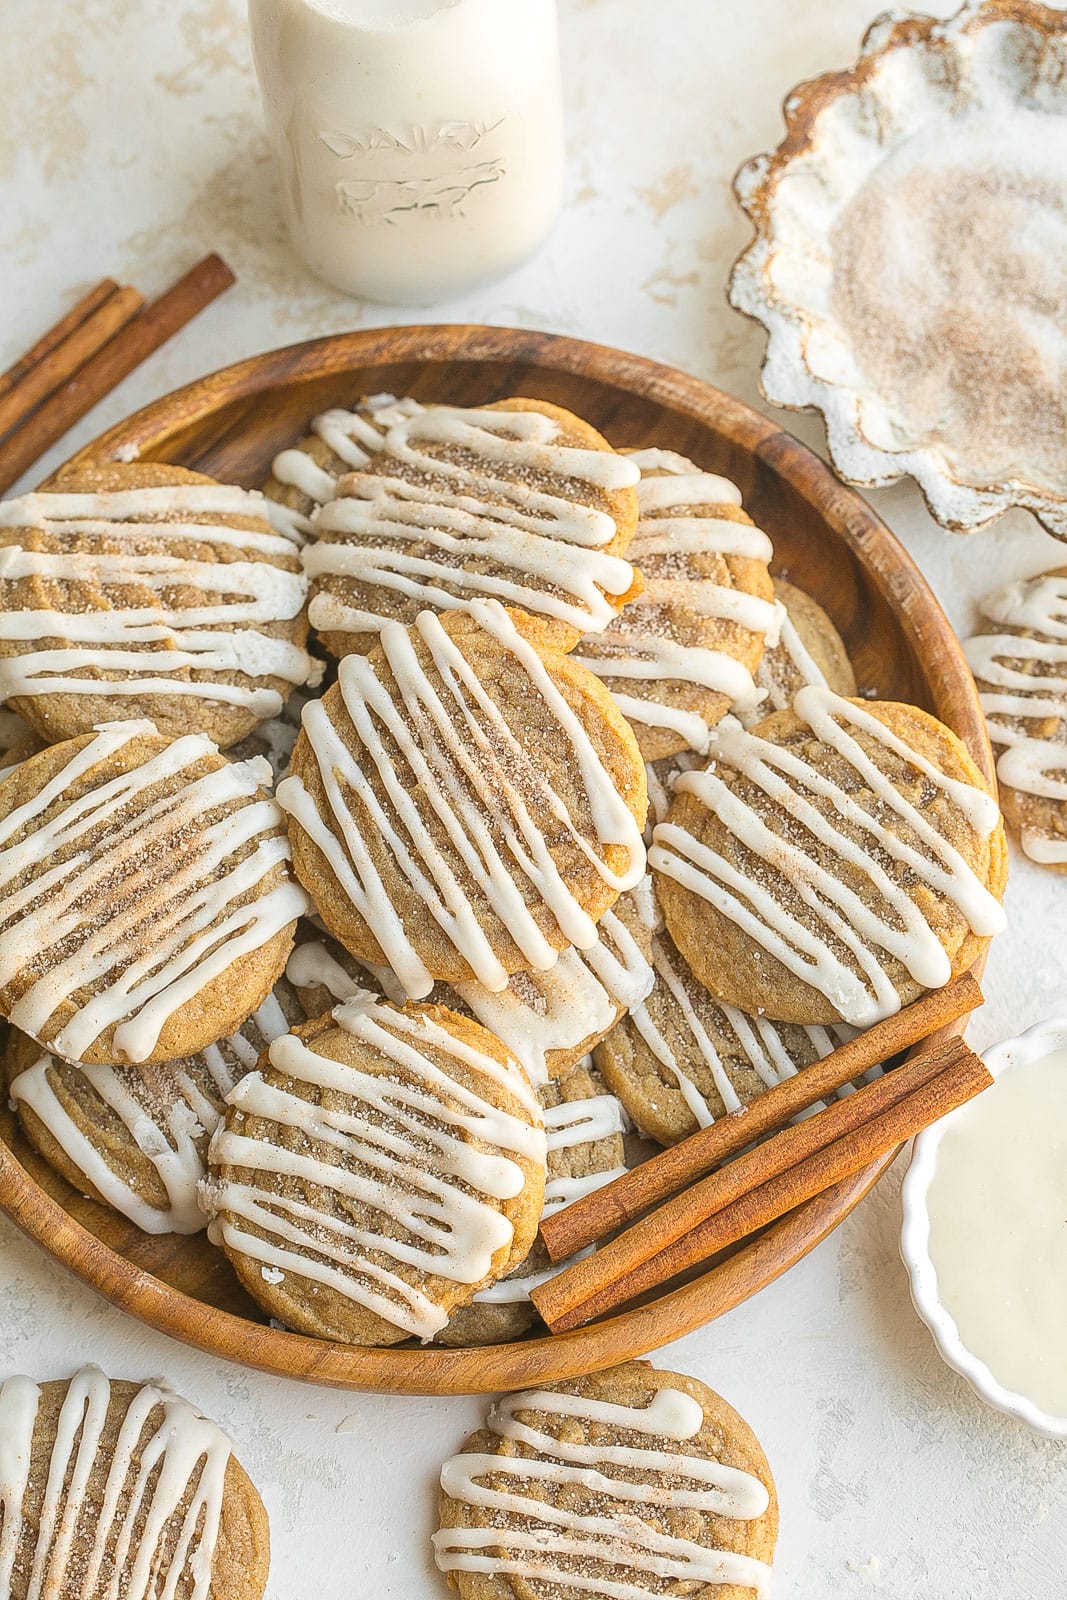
[
  {"xmin": 289, "ymin": 884, "xmax": 654, "ymax": 1085},
  {"xmin": 434, "ymin": 1361, "xmax": 778, "ymax": 1599},
  {"xmin": 746, "ymin": 575, "xmax": 856, "ymax": 719},
  {"xmin": 650, "ymin": 687, "xmax": 1007, "ymax": 1026},
  {"xmin": 5, "ymin": 981, "xmax": 302, "ymax": 1234},
  {"xmin": 573, "ymin": 449, "xmax": 777, "ymax": 760},
  {"xmin": 0, "ymin": 1366, "xmax": 269, "ymax": 1600},
  {"xmin": 437, "ymin": 1061, "xmax": 628, "ymax": 1347},
  {"xmin": 964, "ymin": 568, "xmax": 1067, "ymax": 870},
  {"xmin": 0, "ymin": 722, "xmax": 306, "ymax": 1066},
  {"xmin": 292, "ymin": 394, "xmax": 642, "ymax": 656},
  {"xmin": 278, "ymin": 600, "xmax": 647, "ymax": 998},
  {"xmin": 0, "ymin": 461, "xmax": 320, "ymax": 749},
  {"xmin": 595, "ymin": 915, "xmax": 843, "ymax": 1145},
  {"xmin": 205, "ymin": 997, "xmax": 547, "ymax": 1345}
]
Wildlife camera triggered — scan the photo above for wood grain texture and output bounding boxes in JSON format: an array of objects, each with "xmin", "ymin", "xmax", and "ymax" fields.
[{"xmin": 0, "ymin": 325, "xmax": 997, "ymax": 1394}]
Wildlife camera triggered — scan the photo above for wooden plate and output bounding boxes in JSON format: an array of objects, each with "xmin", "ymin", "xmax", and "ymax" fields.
[{"xmin": 0, "ymin": 325, "xmax": 994, "ymax": 1394}]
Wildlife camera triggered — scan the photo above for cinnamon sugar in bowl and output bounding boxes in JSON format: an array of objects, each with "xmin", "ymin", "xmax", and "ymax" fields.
[{"xmin": 730, "ymin": 0, "xmax": 1067, "ymax": 538}]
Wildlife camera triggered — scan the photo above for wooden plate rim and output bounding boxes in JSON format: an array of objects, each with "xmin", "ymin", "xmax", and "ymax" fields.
[{"xmin": 0, "ymin": 324, "xmax": 992, "ymax": 1392}]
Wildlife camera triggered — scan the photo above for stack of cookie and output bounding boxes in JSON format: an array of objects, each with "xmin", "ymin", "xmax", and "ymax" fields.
[{"xmin": 0, "ymin": 394, "xmax": 1008, "ymax": 1354}]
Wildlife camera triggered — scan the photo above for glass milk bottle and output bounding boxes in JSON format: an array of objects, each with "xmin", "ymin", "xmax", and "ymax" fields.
[{"xmin": 248, "ymin": 0, "xmax": 564, "ymax": 304}]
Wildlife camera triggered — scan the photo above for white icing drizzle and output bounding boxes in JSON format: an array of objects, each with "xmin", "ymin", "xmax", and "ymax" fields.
[
  {"xmin": 0, "ymin": 1366, "xmax": 232, "ymax": 1600},
  {"xmin": 277, "ymin": 599, "xmax": 646, "ymax": 1000},
  {"xmin": 964, "ymin": 573, "xmax": 1067, "ymax": 865},
  {"xmin": 996, "ymin": 741, "xmax": 1067, "ymax": 863},
  {"xmin": 434, "ymin": 1385, "xmax": 772, "ymax": 1596},
  {"xmin": 650, "ymin": 688, "xmax": 1005, "ymax": 1027},
  {"xmin": 541, "ymin": 1093, "xmax": 628, "ymax": 1212},
  {"xmin": 574, "ymin": 451, "xmax": 776, "ymax": 751},
  {"xmin": 0, "ymin": 487, "xmax": 319, "ymax": 716},
  {"xmin": 288, "ymin": 906, "xmax": 653, "ymax": 1087},
  {"xmin": 285, "ymin": 937, "xmax": 370, "ymax": 1007},
  {"xmin": 296, "ymin": 395, "xmax": 639, "ymax": 638},
  {"xmin": 0, "ymin": 722, "xmax": 307, "ymax": 1063},
  {"xmin": 450, "ymin": 902, "xmax": 654, "ymax": 1085},
  {"xmin": 271, "ymin": 394, "xmax": 447, "ymax": 522},
  {"xmin": 470, "ymin": 1087, "xmax": 627, "ymax": 1307},
  {"xmin": 10, "ymin": 995, "xmax": 292, "ymax": 1234},
  {"xmin": 748, "ymin": 597, "xmax": 830, "ymax": 719},
  {"xmin": 624, "ymin": 931, "xmax": 840, "ymax": 1129},
  {"xmin": 206, "ymin": 998, "xmax": 546, "ymax": 1339}
]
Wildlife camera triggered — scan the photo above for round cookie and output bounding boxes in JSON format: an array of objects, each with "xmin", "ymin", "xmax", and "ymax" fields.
[
  {"xmin": 0, "ymin": 460, "xmax": 319, "ymax": 749},
  {"xmin": 964, "ymin": 568, "xmax": 1067, "ymax": 870},
  {"xmin": 434, "ymin": 1361, "xmax": 778, "ymax": 1599},
  {"xmin": 651, "ymin": 687, "xmax": 1008, "ymax": 1026},
  {"xmin": 297, "ymin": 394, "xmax": 642, "ymax": 657},
  {"xmin": 436, "ymin": 1061, "xmax": 628, "ymax": 1347},
  {"xmin": 0, "ymin": 722, "xmax": 306, "ymax": 1066},
  {"xmin": 205, "ymin": 998, "xmax": 547, "ymax": 1346},
  {"xmin": 747, "ymin": 575, "xmax": 857, "ymax": 719},
  {"xmin": 5, "ymin": 979, "xmax": 303, "ymax": 1234},
  {"xmin": 573, "ymin": 449, "xmax": 776, "ymax": 760},
  {"xmin": 595, "ymin": 913, "xmax": 844, "ymax": 1145},
  {"xmin": 0, "ymin": 1366, "xmax": 269, "ymax": 1600},
  {"xmin": 278, "ymin": 599, "xmax": 648, "ymax": 998}
]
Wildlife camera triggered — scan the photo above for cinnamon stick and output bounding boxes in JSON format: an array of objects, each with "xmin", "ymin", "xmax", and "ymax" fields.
[
  {"xmin": 532, "ymin": 1036, "xmax": 990, "ymax": 1332},
  {"xmin": 0, "ymin": 279, "xmax": 119, "ymax": 400},
  {"xmin": 0, "ymin": 285, "xmax": 144, "ymax": 443},
  {"xmin": 540, "ymin": 972, "xmax": 982, "ymax": 1264},
  {"xmin": 0, "ymin": 254, "xmax": 235, "ymax": 495}
]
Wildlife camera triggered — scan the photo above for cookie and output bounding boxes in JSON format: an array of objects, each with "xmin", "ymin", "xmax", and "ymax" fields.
[
  {"xmin": 436, "ymin": 1061, "xmax": 628, "ymax": 1347},
  {"xmin": 289, "ymin": 882, "xmax": 654, "ymax": 1085},
  {"xmin": 292, "ymin": 394, "xmax": 642, "ymax": 657},
  {"xmin": 573, "ymin": 449, "xmax": 776, "ymax": 760},
  {"xmin": 964, "ymin": 568, "xmax": 1067, "ymax": 870},
  {"xmin": 205, "ymin": 997, "xmax": 547, "ymax": 1345},
  {"xmin": 0, "ymin": 461, "xmax": 320, "ymax": 750},
  {"xmin": 278, "ymin": 600, "xmax": 647, "ymax": 998},
  {"xmin": 0, "ymin": 1365, "xmax": 269, "ymax": 1600},
  {"xmin": 5, "ymin": 981, "xmax": 302, "ymax": 1234},
  {"xmin": 594, "ymin": 913, "xmax": 844, "ymax": 1145},
  {"xmin": 650, "ymin": 688, "xmax": 1008, "ymax": 1026},
  {"xmin": 264, "ymin": 391, "xmax": 424, "ymax": 527},
  {"xmin": 746, "ymin": 575, "xmax": 856, "ymax": 719},
  {"xmin": 434, "ymin": 1361, "xmax": 778, "ymax": 1599},
  {"xmin": 0, "ymin": 722, "xmax": 306, "ymax": 1066}
]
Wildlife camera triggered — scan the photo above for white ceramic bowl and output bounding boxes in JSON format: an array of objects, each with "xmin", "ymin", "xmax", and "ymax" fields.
[
  {"xmin": 729, "ymin": 1, "xmax": 1067, "ymax": 539},
  {"xmin": 901, "ymin": 1016, "xmax": 1067, "ymax": 1438}
]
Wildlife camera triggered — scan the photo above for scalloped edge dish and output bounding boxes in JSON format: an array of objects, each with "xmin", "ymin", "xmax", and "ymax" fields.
[
  {"xmin": 901, "ymin": 1015, "xmax": 1067, "ymax": 1437},
  {"xmin": 729, "ymin": 0, "xmax": 1067, "ymax": 538}
]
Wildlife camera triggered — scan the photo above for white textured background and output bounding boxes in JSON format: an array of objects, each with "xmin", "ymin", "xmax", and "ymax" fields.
[{"xmin": 2, "ymin": 1, "xmax": 1066, "ymax": 1594}]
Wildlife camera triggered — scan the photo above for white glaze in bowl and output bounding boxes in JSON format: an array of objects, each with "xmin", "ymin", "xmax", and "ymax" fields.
[{"xmin": 901, "ymin": 1014, "xmax": 1067, "ymax": 1437}]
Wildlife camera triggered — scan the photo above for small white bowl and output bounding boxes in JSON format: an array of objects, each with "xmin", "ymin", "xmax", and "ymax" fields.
[{"xmin": 901, "ymin": 1016, "xmax": 1067, "ymax": 1438}]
